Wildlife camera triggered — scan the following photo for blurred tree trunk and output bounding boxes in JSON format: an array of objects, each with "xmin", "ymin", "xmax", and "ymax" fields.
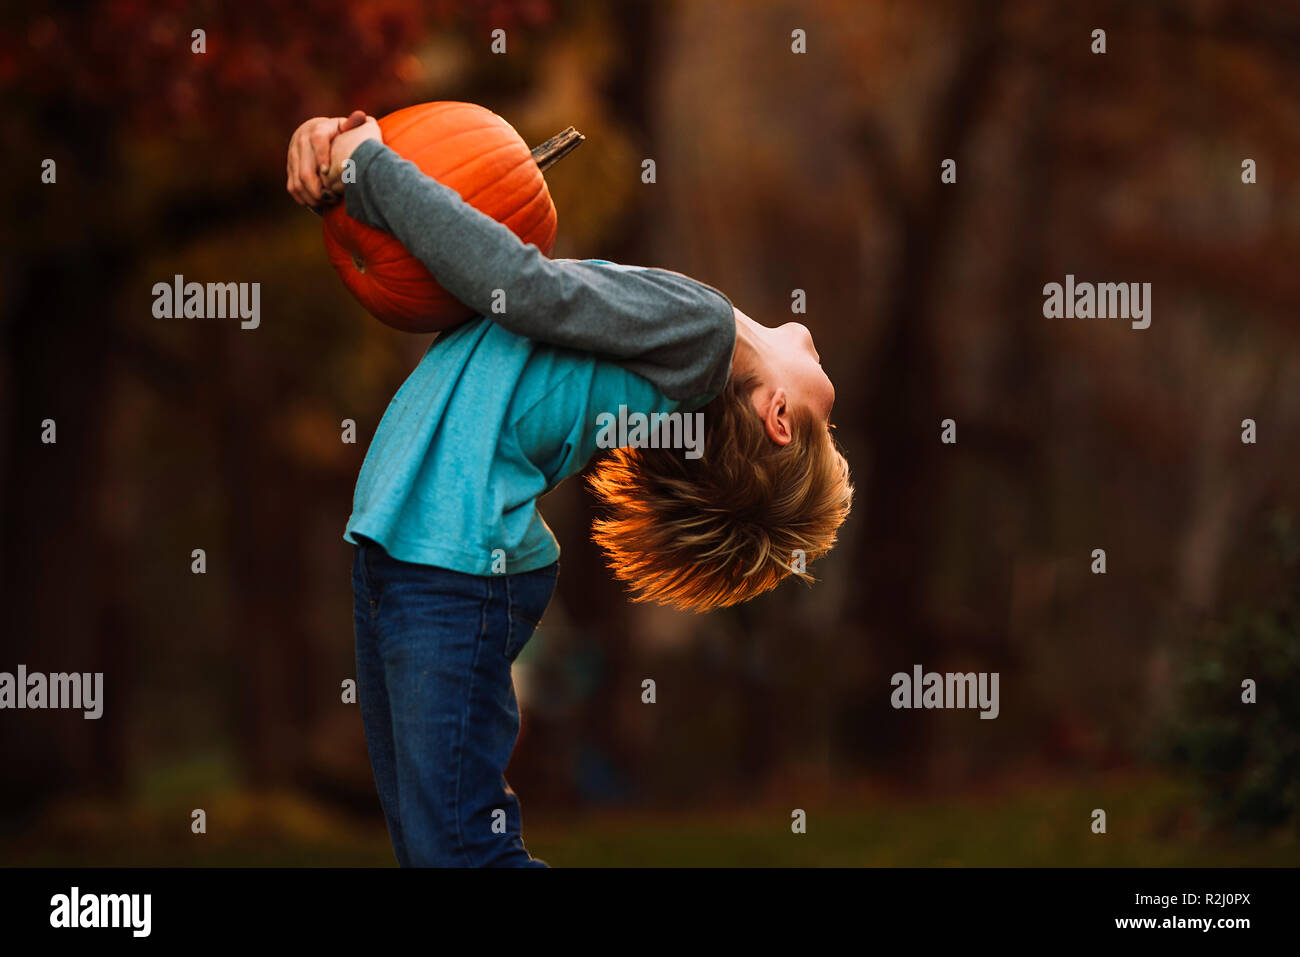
[
  {"xmin": 846, "ymin": 4, "xmax": 1003, "ymax": 781},
  {"xmin": 0, "ymin": 97, "xmax": 127, "ymax": 816},
  {"xmin": 214, "ymin": 332, "xmax": 317, "ymax": 786},
  {"xmin": 563, "ymin": 0, "xmax": 665, "ymax": 797}
]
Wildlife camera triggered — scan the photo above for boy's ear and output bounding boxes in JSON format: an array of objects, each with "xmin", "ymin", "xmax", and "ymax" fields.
[{"xmin": 761, "ymin": 387, "xmax": 793, "ymax": 446}]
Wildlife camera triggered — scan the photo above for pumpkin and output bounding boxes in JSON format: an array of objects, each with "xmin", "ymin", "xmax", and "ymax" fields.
[{"xmin": 321, "ymin": 101, "xmax": 582, "ymax": 333}]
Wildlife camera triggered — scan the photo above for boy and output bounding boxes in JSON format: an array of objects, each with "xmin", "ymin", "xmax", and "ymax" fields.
[{"xmin": 286, "ymin": 112, "xmax": 852, "ymax": 866}]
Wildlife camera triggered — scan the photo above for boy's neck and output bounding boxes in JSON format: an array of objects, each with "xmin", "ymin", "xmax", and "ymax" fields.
[{"xmin": 730, "ymin": 309, "xmax": 767, "ymax": 380}]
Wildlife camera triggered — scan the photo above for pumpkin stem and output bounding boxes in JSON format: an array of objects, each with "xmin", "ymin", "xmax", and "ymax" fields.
[{"xmin": 530, "ymin": 127, "xmax": 585, "ymax": 172}]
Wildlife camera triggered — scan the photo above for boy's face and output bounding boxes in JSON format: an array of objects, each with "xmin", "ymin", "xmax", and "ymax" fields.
[
  {"xmin": 733, "ymin": 307, "xmax": 835, "ymax": 445},
  {"xmin": 769, "ymin": 321, "xmax": 835, "ymax": 424}
]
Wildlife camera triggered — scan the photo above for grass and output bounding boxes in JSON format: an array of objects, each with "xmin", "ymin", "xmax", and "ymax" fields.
[
  {"xmin": 4, "ymin": 771, "xmax": 1294, "ymax": 867},
  {"xmin": 525, "ymin": 776, "xmax": 1296, "ymax": 867}
]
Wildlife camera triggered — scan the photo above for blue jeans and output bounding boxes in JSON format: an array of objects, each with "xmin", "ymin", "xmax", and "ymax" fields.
[{"xmin": 351, "ymin": 537, "xmax": 558, "ymax": 867}]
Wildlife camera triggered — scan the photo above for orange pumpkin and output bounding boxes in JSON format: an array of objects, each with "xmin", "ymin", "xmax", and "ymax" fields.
[{"xmin": 322, "ymin": 101, "xmax": 577, "ymax": 334}]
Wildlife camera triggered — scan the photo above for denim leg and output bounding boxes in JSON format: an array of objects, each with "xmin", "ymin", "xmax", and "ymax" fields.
[
  {"xmin": 360, "ymin": 546, "xmax": 558, "ymax": 867},
  {"xmin": 352, "ymin": 543, "xmax": 409, "ymax": 866},
  {"xmin": 455, "ymin": 565, "xmax": 558, "ymax": 867},
  {"xmin": 382, "ymin": 563, "xmax": 489, "ymax": 866}
]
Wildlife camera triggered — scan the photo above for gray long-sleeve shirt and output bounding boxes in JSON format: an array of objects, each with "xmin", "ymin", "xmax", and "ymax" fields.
[{"xmin": 343, "ymin": 137, "xmax": 736, "ymax": 401}]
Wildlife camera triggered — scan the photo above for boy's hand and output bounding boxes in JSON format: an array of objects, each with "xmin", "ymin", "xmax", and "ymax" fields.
[
  {"xmin": 322, "ymin": 116, "xmax": 385, "ymax": 197},
  {"xmin": 286, "ymin": 110, "xmax": 368, "ymax": 209}
]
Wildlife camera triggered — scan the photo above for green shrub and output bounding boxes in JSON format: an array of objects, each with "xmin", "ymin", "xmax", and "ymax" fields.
[{"xmin": 1167, "ymin": 511, "xmax": 1299, "ymax": 834}]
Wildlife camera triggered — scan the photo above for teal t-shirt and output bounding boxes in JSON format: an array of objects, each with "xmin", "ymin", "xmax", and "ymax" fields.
[
  {"xmin": 337, "ymin": 140, "xmax": 737, "ymax": 574},
  {"xmin": 344, "ymin": 267, "xmax": 697, "ymax": 575}
]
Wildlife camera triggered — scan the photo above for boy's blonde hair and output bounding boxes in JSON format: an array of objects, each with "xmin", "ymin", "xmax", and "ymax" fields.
[{"xmin": 588, "ymin": 372, "xmax": 853, "ymax": 612}]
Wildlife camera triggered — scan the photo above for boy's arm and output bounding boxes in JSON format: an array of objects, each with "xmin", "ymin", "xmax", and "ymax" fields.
[{"xmin": 343, "ymin": 139, "xmax": 735, "ymax": 403}]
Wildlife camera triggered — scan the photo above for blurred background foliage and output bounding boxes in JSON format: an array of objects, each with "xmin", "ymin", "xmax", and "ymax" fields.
[
  {"xmin": 0, "ymin": 0, "xmax": 1297, "ymax": 865},
  {"xmin": 1167, "ymin": 512, "xmax": 1299, "ymax": 835}
]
